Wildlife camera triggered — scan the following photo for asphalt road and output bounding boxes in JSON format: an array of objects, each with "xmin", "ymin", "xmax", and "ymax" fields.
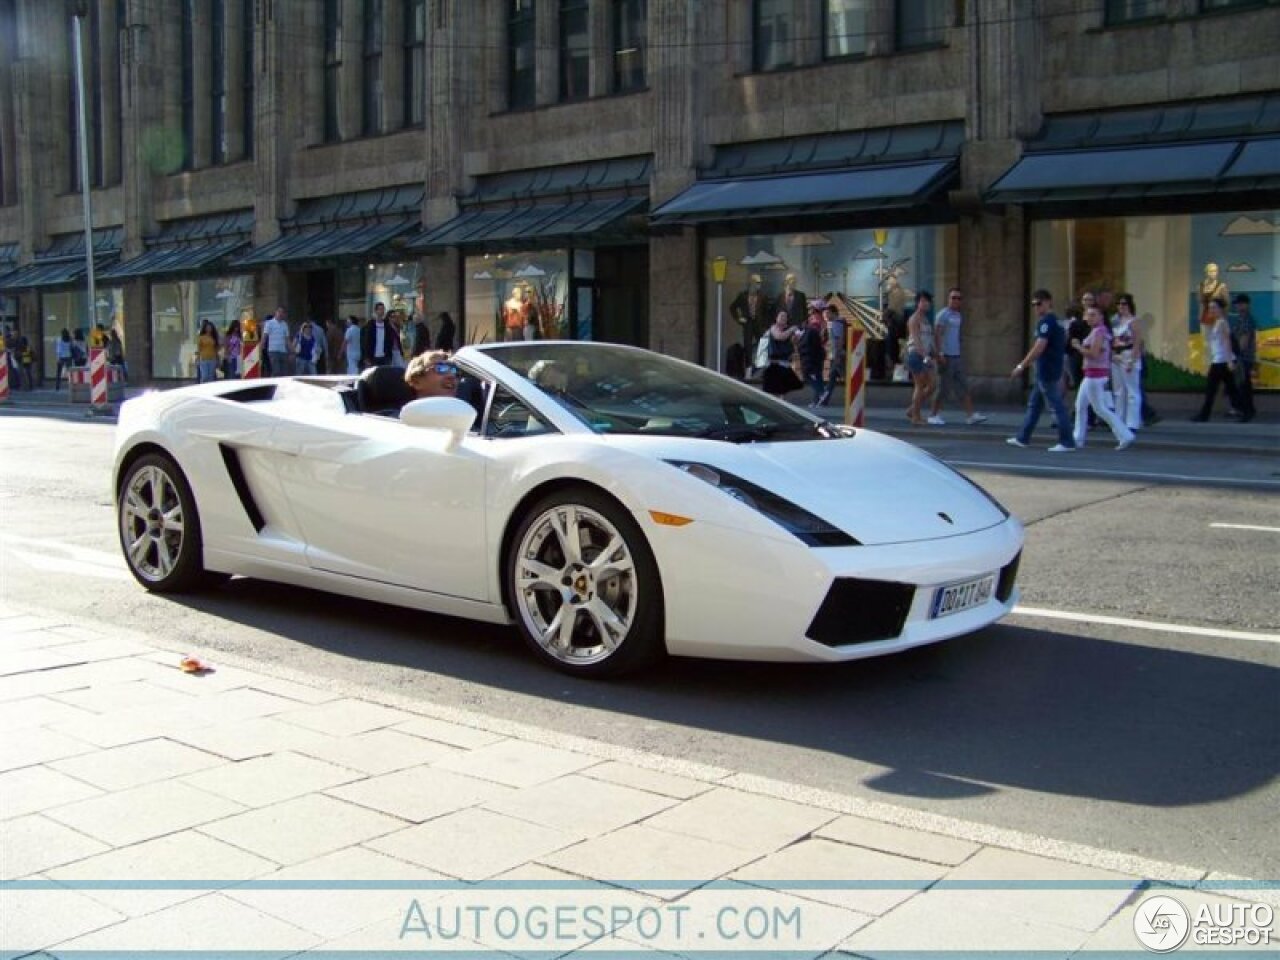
[{"xmin": 1, "ymin": 410, "xmax": 1277, "ymax": 878}]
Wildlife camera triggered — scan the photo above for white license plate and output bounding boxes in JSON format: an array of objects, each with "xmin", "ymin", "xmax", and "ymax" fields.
[{"xmin": 930, "ymin": 574, "xmax": 996, "ymax": 619}]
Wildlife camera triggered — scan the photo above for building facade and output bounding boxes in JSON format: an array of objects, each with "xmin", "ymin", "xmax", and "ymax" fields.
[{"xmin": 0, "ymin": 0, "xmax": 1276, "ymax": 393}]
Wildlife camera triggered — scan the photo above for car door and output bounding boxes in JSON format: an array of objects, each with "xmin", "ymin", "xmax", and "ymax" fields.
[{"xmin": 270, "ymin": 410, "xmax": 489, "ymax": 601}]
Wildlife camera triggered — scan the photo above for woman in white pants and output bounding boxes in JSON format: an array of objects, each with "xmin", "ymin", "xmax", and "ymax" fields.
[
  {"xmin": 1110, "ymin": 293, "xmax": 1143, "ymax": 431},
  {"xmin": 1071, "ymin": 306, "xmax": 1136, "ymax": 451}
]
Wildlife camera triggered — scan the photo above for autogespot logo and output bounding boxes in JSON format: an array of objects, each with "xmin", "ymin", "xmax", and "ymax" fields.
[{"xmin": 1134, "ymin": 895, "xmax": 1191, "ymax": 953}]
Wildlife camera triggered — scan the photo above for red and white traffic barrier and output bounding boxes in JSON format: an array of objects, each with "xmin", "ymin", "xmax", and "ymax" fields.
[
  {"xmin": 242, "ymin": 339, "xmax": 261, "ymax": 379},
  {"xmin": 0, "ymin": 352, "xmax": 10, "ymax": 404},
  {"xmin": 89, "ymin": 347, "xmax": 108, "ymax": 407},
  {"xmin": 844, "ymin": 325, "xmax": 866, "ymax": 428}
]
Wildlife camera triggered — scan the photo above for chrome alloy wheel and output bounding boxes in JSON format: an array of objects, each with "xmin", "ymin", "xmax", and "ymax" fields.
[
  {"xmin": 120, "ymin": 463, "xmax": 187, "ymax": 583},
  {"xmin": 513, "ymin": 503, "xmax": 638, "ymax": 666}
]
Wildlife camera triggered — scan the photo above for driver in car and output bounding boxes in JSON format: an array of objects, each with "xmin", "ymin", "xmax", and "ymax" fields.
[{"xmin": 405, "ymin": 351, "xmax": 459, "ymax": 399}]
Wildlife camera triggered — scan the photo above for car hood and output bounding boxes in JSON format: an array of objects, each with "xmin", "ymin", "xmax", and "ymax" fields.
[{"xmin": 613, "ymin": 429, "xmax": 1008, "ymax": 546}]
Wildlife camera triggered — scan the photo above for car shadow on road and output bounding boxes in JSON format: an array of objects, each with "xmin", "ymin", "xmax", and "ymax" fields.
[{"xmin": 171, "ymin": 579, "xmax": 1279, "ymax": 812}]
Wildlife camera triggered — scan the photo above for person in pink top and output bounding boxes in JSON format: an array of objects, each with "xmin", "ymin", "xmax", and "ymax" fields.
[{"xmin": 1069, "ymin": 306, "xmax": 1136, "ymax": 451}]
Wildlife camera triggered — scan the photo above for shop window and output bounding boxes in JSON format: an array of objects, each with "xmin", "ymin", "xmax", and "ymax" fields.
[
  {"xmin": 1105, "ymin": 0, "xmax": 1165, "ymax": 23},
  {"xmin": 324, "ymin": 0, "xmax": 342, "ymax": 142},
  {"xmin": 365, "ymin": 262, "xmax": 422, "ymax": 323},
  {"xmin": 824, "ymin": 0, "xmax": 869, "ymax": 59},
  {"xmin": 508, "ymin": 0, "xmax": 537, "ymax": 111},
  {"xmin": 1030, "ymin": 210, "xmax": 1279, "ymax": 392},
  {"xmin": 753, "ymin": 0, "xmax": 795, "ymax": 72},
  {"xmin": 242, "ymin": 0, "xmax": 255, "ymax": 158},
  {"xmin": 150, "ymin": 276, "xmax": 254, "ymax": 380},
  {"xmin": 560, "ymin": 0, "xmax": 590, "ymax": 101},
  {"xmin": 465, "ymin": 251, "xmax": 569, "ymax": 344},
  {"xmin": 363, "ymin": 0, "xmax": 383, "ymax": 136},
  {"xmin": 895, "ymin": 0, "xmax": 947, "ymax": 50},
  {"xmin": 403, "ymin": 0, "xmax": 426, "ymax": 127},
  {"xmin": 612, "ymin": 0, "xmax": 646, "ymax": 93}
]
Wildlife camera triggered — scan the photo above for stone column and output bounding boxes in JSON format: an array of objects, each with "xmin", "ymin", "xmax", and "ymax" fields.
[
  {"xmin": 536, "ymin": 0, "xmax": 558, "ymax": 107},
  {"xmin": 958, "ymin": 0, "xmax": 1040, "ymax": 401},
  {"xmin": 589, "ymin": 0, "xmax": 610, "ymax": 97},
  {"xmin": 98, "ymin": 0, "xmax": 122, "ymax": 186},
  {"xmin": 340, "ymin": 0, "xmax": 363, "ymax": 139},
  {"xmin": 191, "ymin": 0, "xmax": 212, "ymax": 168},
  {"xmin": 421, "ymin": 249, "xmax": 460, "ymax": 338},
  {"xmin": 383, "ymin": 0, "xmax": 404, "ymax": 132},
  {"xmin": 649, "ymin": 0, "xmax": 706, "ymax": 360},
  {"xmin": 225, "ymin": 0, "xmax": 245, "ymax": 161},
  {"xmin": 13, "ymin": 0, "xmax": 62, "ymax": 257}
]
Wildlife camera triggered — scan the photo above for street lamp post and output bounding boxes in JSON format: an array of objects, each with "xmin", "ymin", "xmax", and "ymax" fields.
[
  {"xmin": 712, "ymin": 256, "xmax": 727, "ymax": 373},
  {"xmin": 70, "ymin": 1, "xmax": 96, "ymax": 337}
]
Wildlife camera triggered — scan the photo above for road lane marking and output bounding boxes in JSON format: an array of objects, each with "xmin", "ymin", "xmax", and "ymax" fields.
[
  {"xmin": 950, "ymin": 460, "xmax": 1280, "ymax": 489},
  {"xmin": 1012, "ymin": 605, "xmax": 1280, "ymax": 645},
  {"xmin": 0, "ymin": 534, "xmax": 131, "ymax": 582},
  {"xmin": 1210, "ymin": 522, "xmax": 1280, "ymax": 534}
]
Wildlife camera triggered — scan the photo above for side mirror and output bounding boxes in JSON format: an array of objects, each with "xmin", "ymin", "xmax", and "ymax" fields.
[{"xmin": 399, "ymin": 396, "xmax": 477, "ymax": 450}]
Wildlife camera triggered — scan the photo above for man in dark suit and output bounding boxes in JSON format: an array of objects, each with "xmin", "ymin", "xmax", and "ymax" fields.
[
  {"xmin": 729, "ymin": 273, "xmax": 773, "ymax": 369},
  {"xmin": 361, "ymin": 302, "xmax": 402, "ymax": 367}
]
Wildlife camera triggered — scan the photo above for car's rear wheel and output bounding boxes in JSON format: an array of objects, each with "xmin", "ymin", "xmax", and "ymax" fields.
[
  {"xmin": 118, "ymin": 453, "xmax": 218, "ymax": 593},
  {"xmin": 507, "ymin": 487, "xmax": 663, "ymax": 678}
]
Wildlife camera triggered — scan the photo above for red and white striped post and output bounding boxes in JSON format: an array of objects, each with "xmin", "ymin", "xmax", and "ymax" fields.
[
  {"xmin": 89, "ymin": 346, "xmax": 108, "ymax": 409},
  {"xmin": 0, "ymin": 349, "xmax": 10, "ymax": 404},
  {"xmin": 844, "ymin": 323, "xmax": 866, "ymax": 427},
  {"xmin": 242, "ymin": 338, "xmax": 261, "ymax": 379}
]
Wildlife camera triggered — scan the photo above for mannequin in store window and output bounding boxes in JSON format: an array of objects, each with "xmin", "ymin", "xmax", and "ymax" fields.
[
  {"xmin": 504, "ymin": 284, "xmax": 534, "ymax": 342},
  {"xmin": 1198, "ymin": 262, "xmax": 1229, "ymax": 326},
  {"xmin": 729, "ymin": 273, "xmax": 772, "ymax": 375},
  {"xmin": 779, "ymin": 272, "xmax": 808, "ymax": 329}
]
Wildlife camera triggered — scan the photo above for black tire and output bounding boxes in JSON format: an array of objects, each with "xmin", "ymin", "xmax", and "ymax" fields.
[
  {"xmin": 117, "ymin": 452, "xmax": 220, "ymax": 593},
  {"xmin": 506, "ymin": 486, "xmax": 664, "ymax": 678}
]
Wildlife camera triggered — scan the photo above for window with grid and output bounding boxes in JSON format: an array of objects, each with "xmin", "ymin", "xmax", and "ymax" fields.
[
  {"xmin": 612, "ymin": 0, "xmax": 646, "ymax": 93},
  {"xmin": 211, "ymin": 0, "xmax": 227, "ymax": 164},
  {"xmin": 87, "ymin": 0, "xmax": 104, "ymax": 185},
  {"xmin": 1201, "ymin": 0, "xmax": 1270, "ymax": 9},
  {"xmin": 242, "ymin": 0, "xmax": 254, "ymax": 158},
  {"xmin": 324, "ymin": 0, "xmax": 342, "ymax": 142},
  {"xmin": 824, "ymin": 0, "xmax": 868, "ymax": 58},
  {"xmin": 403, "ymin": 0, "xmax": 426, "ymax": 126},
  {"xmin": 1105, "ymin": 0, "xmax": 1164, "ymax": 23},
  {"xmin": 560, "ymin": 0, "xmax": 589, "ymax": 101},
  {"xmin": 753, "ymin": 0, "xmax": 794, "ymax": 72},
  {"xmin": 181, "ymin": 0, "xmax": 195, "ymax": 168},
  {"xmin": 896, "ymin": 0, "xmax": 947, "ymax": 50},
  {"xmin": 363, "ymin": 0, "xmax": 383, "ymax": 136},
  {"xmin": 508, "ymin": 0, "xmax": 536, "ymax": 110}
]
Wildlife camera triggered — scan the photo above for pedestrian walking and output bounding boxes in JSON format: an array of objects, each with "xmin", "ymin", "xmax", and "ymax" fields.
[
  {"xmin": 929, "ymin": 287, "xmax": 988, "ymax": 425},
  {"xmin": 1191, "ymin": 297, "xmax": 1247, "ymax": 422},
  {"xmin": 1070, "ymin": 305, "xmax": 1135, "ymax": 450},
  {"xmin": 1007, "ymin": 289, "xmax": 1076, "ymax": 452}
]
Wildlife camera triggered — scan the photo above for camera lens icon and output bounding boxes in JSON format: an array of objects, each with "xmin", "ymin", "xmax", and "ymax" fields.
[{"xmin": 1134, "ymin": 895, "xmax": 1191, "ymax": 953}]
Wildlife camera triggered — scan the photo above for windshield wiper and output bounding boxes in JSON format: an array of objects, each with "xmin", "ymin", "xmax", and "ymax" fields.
[{"xmin": 698, "ymin": 424, "xmax": 778, "ymax": 442}]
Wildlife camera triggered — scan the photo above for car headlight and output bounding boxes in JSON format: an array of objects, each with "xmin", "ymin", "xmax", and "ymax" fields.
[{"xmin": 666, "ymin": 461, "xmax": 859, "ymax": 547}]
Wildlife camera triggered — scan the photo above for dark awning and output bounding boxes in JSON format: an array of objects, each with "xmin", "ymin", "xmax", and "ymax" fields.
[
  {"xmin": 986, "ymin": 95, "xmax": 1280, "ymax": 204},
  {"xmin": 406, "ymin": 196, "xmax": 646, "ymax": 250},
  {"xmin": 229, "ymin": 220, "xmax": 415, "ymax": 267},
  {"xmin": 985, "ymin": 142, "xmax": 1243, "ymax": 203},
  {"xmin": 99, "ymin": 238, "xmax": 248, "ymax": 280},
  {"xmin": 650, "ymin": 160, "xmax": 956, "ymax": 225},
  {"xmin": 0, "ymin": 228, "xmax": 123, "ymax": 292}
]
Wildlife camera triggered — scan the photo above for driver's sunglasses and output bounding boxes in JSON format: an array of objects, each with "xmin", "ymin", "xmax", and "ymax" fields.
[{"xmin": 430, "ymin": 362, "xmax": 458, "ymax": 376}]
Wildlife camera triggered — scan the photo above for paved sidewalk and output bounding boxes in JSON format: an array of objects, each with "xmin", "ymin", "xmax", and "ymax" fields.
[
  {"xmin": 3, "ymin": 379, "xmax": 1276, "ymax": 458},
  {"xmin": 1, "ymin": 603, "xmax": 1274, "ymax": 957}
]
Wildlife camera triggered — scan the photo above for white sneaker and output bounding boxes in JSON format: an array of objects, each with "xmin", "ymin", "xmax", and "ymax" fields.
[
  {"xmin": 1006, "ymin": 437, "xmax": 1028, "ymax": 448},
  {"xmin": 966, "ymin": 413, "xmax": 989, "ymax": 425},
  {"xmin": 1047, "ymin": 443, "xmax": 1076, "ymax": 453},
  {"xmin": 1116, "ymin": 436, "xmax": 1134, "ymax": 451},
  {"xmin": 927, "ymin": 415, "xmax": 946, "ymax": 426}
]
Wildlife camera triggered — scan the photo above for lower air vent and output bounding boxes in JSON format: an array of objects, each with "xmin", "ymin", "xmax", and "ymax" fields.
[
  {"xmin": 806, "ymin": 578, "xmax": 915, "ymax": 647},
  {"xmin": 219, "ymin": 445, "xmax": 265, "ymax": 532},
  {"xmin": 996, "ymin": 551, "xmax": 1021, "ymax": 603}
]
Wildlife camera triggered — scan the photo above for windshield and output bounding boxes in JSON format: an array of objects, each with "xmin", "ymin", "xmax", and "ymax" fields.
[{"xmin": 479, "ymin": 343, "xmax": 834, "ymax": 440}]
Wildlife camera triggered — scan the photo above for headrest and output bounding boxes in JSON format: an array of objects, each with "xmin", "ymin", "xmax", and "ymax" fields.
[{"xmin": 357, "ymin": 364, "xmax": 415, "ymax": 414}]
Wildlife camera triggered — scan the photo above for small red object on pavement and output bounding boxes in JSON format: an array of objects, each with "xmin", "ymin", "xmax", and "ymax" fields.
[{"xmin": 179, "ymin": 656, "xmax": 213, "ymax": 675}]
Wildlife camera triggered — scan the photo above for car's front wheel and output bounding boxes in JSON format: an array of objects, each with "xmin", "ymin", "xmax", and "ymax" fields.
[
  {"xmin": 507, "ymin": 487, "xmax": 663, "ymax": 678},
  {"xmin": 118, "ymin": 453, "xmax": 218, "ymax": 593}
]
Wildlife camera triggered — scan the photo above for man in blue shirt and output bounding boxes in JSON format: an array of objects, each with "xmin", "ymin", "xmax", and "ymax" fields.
[{"xmin": 1007, "ymin": 289, "xmax": 1075, "ymax": 452}]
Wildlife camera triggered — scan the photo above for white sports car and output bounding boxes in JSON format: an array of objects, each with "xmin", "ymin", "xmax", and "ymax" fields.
[{"xmin": 114, "ymin": 342, "xmax": 1023, "ymax": 677}]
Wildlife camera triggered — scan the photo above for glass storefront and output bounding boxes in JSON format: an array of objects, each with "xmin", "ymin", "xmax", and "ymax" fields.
[
  {"xmin": 150, "ymin": 275, "xmax": 254, "ymax": 380},
  {"xmin": 41, "ymin": 287, "xmax": 126, "ymax": 380},
  {"xmin": 704, "ymin": 225, "xmax": 958, "ymax": 373},
  {"xmin": 364, "ymin": 261, "xmax": 423, "ymax": 321},
  {"xmin": 465, "ymin": 250, "xmax": 570, "ymax": 345},
  {"xmin": 1031, "ymin": 209, "xmax": 1278, "ymax": 391}
]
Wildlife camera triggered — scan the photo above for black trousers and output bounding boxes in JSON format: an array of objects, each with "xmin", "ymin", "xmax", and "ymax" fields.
[{"xmin": 1198, "ymin": 362, "xmax": 1244, "ymax": 419}]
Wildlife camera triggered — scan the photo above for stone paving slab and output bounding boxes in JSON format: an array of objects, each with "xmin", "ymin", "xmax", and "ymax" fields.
[
  {"xmin": 481, "ymin": 772, "xmax": 680, "ymax": 838},
  {"xmin": 431, "ymin": 736, "xmax": 601, "ymax": 787},
  {"xmin": 198, "ymin": 792, "xmax": 407, "ymax": 866},
  {"xmin": 0, "ymin": 726, "xmax": 96, "ymax": 773},
  {"xmin": 273, "ymin": 697, "xmax": 415, "ymax": 737},
  {"xmin": 580, "ymin": 760, "xmax": 719, "ymax": 800},
  {"xmin": 0, "ymin": 695, "xmax": 99, "ymax": 733},
  {"xmin": 179, "ymin": 750, "xmax": 363, "ymax": 808},
  {"xmin": 640, "ymin": 786, "xmax": 839, "ymax": 855},
  {"xmin": 0, "ymin": 813, "xmax": 111, "ymax": 879},
  {"xmin": 326, "ymin": 764, "xmax": 514, "ymax": 822},
  {"xmin": 815, "ymin": 813, "xmax": 982, "ymax": 866},
  {"xmin": 48, "ymin": 736, "xmax": 225, "ymax": 792},
  {"xmin": 295, "ymin": 726, "xmax": 461, "ymax": 775},
  {"xmin": 43, "ymin": 778, "xmax": 247, "ymax": 848},
  {"xmin": 0, "ymin": 765, "xmax": 102, "ymax": 820},
  {"xmin": 0, "ymin": 884, "xmax": 125, "ymax": 958}
]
